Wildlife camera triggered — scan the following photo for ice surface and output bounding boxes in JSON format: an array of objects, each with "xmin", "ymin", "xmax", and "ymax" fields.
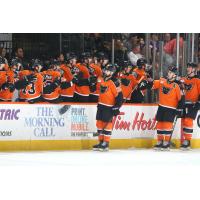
[{"xmin": 0, "ymin": 148, "xmax": 200, "ymax": 166}]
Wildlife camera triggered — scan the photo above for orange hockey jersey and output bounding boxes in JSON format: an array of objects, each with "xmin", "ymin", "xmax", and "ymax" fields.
[
  {"xmin": 98, "ymin": 77, "xmax": 122, "ymax": 107},
  {"xmin": 181, "ymin": 77, "xmax": 200, "ymax": 103},
  {"xmin": 59, "ymin": 64, "xmax": 75, "ymax": 98},
  {"xmin": 120, "ymin": 74, "xmax": 138, "ymax": 100},
  {"xmin": 74, "ymin": 63, "xmax": 90, "ymax": 97},
  {"xmin": 152, "ymin": 78, "xmax": 181, "ymax": 109},
  {"xmin": 18, "ymin": 70, "xmax": 43, "ymax": 101},
  {"xmin": 89, "ymin": 63, "xmax": 103, "ymax": 96},
  {"xmin": 0, "ymin": 70, "xmax": 15, "ymax": 101},
  {"xmin": 42, "ymin": 70, "xmax": 61, "ymax": 100}
]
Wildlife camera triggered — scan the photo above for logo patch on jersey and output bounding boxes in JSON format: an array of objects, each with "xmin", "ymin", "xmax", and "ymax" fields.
[
  {"xmin": 71, "ymin": 66, "xmax": 80, "ymax": 75},
  {"xmin": 184, "ymin": 84, "xmax": 193, "ymax": 91},
  {"xmin": 88, "ymin": 66, "xmax": 95, "ymax": 75},
  {"xmin": 162, "ymin": 86, "xmax": 171, "ymax": 94},
  {"xmin": 100, "ymin": 85, "xmax": 108, "ymax": 94}
]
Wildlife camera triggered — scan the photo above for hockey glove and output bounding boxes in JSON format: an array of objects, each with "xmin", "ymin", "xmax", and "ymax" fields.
[
  {"xmin": 60, "ymin": 81, "xmax": 72, "ymax": 89},
  {"xmin": 8, "ymin": 83, "xmax": 15, "ymax": 92},
  {"xmin": 194, "ymin": 101, "xmax": 200, "ymax": 111},
  {"xmin": 138, "ymin": 80, "xmax": 153, "ymax": 90},
  {"xmin": 112, "ymin": 106, "xmax": 120, "ymax": 116},
  {"xmin": 121, "ymin": 78, "xmax": 130, "ymax": 86},
  {"xmin": 72, "ymin": 76, "xmax": 79, "ymax": 84},
  {"xmin": 1, "ymin": 82, "xmax": 10, "ymax": 90},
  {"xmin": 24, "ymin": 74, "xmax": 37, "ymax": 83},
  {"xmin": 176, "ymin": 109, "xmax": 184, "ymax": 118},
  {"xmin": 176, "ymin": 96, "xmax": 185, "ymax": 118}
]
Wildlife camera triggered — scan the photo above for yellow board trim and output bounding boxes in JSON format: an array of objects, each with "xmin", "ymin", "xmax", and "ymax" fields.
[{"xmin": 0, "ymin": 138, "xmax": 199, "ymax": 151}]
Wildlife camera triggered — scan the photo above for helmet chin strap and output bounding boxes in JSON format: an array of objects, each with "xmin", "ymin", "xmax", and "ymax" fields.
[
  {"xmin": 187, "ymin": 69, "xmax": 196, "ymax": 78},
  {"xmin": 167, "ymin": 74, "xmax": 176, "ymax": 82}
]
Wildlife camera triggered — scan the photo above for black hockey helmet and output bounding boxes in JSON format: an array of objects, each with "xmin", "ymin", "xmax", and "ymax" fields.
[
  {"xmin": 10, "ymin": 58, "xmax": 22, "ymax": 67},
  {"xmin": 104, "ymin": 63, "xmax": 117, "ymax": 74},
  {"xmin": 168, "ymin": 65, "xmax": 178, "ymax": 75},
  {"xmin": 49, "ymin": 59, "xmax": 60, "ymax": 68},
  {"xmin": 137, "ymin": 58, "xmax": 147, "ymax": 69},
  {"xmin": 121, "ymin": 60, "xmax": 132, "ymax": 69},
  {"xmin": 31, "ymin": 58, "xmax": 43, "ymax": 67},
  {"xmin": 10, "ymin": 58, "xmax": 23, "ymax": 72},
  {"xmin": 66, "ymin": 52, "xmax": 77, "ymax": 61},
  {"xmin": 80, "ymin": 52, "xmax": 91, "ymax": 60},
  {"xmin": 187, "ymin": 62, "xmax": 197, "ymax": 68},
  {"xmin": 30, "ymin": 59, "xmax": 43, "ymax": 72}
]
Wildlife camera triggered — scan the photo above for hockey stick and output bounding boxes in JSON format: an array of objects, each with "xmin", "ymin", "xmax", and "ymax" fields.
[
  {"xmin": 169, "ymin": 115, "xmax": 178, "ymax": 148},
  {"xmin": 92, "ymin": 76, "xmax": 145, "ymax": 137}
]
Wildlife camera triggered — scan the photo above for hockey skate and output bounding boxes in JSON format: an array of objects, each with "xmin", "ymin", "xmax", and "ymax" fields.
[
  {"xmin": 180, "ymin": 140, "xmax": 191, "ymax": 150},
  {"xmin": 154, "ymin": 141, "xmax": 163, "ymax": 150},
  {"xmin": 161, "ymin": 141, "xmax": 170, "ymax": 151},
  {"xmin": 99, "ymin": 142, "xmax": 109, "ymax": 152},
  {"xmin": 92, "ymin": 142, "xmax": 103, "ymax": 151}
]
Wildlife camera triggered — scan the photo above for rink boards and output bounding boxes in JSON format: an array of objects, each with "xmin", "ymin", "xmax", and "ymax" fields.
[{"xmin": 0, "ymin": 103, "xmax": 199, "ymax": 151}]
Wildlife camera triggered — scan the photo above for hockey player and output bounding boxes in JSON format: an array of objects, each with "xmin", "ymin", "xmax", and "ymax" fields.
[
  {"xmin": 119, "ymin": 61, "xmax": 138, "ymax": 103},
  {"xmin": 179, "ymin": 63, "xmax": 200, "ymax": 149},
  {"xmin": 94, "ymin": 52, "xmax": 109, "ymax": 69},
  {"xmin": 131, "ymin": 58, "xmax": 149, "ymax": 103},
  {"xmin": 42, "ymin": 60, "xmax": 61, "ymax": 103},
  {"xmin": 0, "ymin": 57, "xmax": 15, "ymax": 101},
  {"xmin": 139, "ymin": 66, "xmax": 184, "ymax": 150},
  {"xmin": 15, "ymin": 59, "xmax": 43, "ymax": 103},
  {"xmin": 59, "ymin": 53, "xmax": 76, "ymax": 102},
  {"xmin": 73, "ymin": 52, "xmax": 91, "ymax": 102},
  {"xmin": 88, "ymin": 59, "xmax": 103, "ymax": 102},
  {"xmin": 93, "ymin": 64, "xmax": 123, "ymax": 151}
]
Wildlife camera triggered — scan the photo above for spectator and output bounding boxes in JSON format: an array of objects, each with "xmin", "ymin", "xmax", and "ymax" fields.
[
  {"xmin": 114, "ymin": 39, "xmax": 127, "ymax": 64},
  {"xmin": 162, "ymin": 34, "xmax": 184, "ymax": 77},
  {"xmin": 13, "ymin": 47, "xmax": 28, "ymax": 69},
  {"xmin": 124, "ymin": 34, "xmax": 139, "ymax": 52},
  {"xmin": 127, "ymin": 44, "xmax": 143, "ymax": 66},
  {"xmin": 57, "ymin": 53, "xmax": 65, "ymax": 64},
  {"xmin": 164, "ymin": 33, "xmax": 171, "ymax": 44},
  {"xmin": 0, "ymin": 47, "xmax": 8, "ymax": 65}
]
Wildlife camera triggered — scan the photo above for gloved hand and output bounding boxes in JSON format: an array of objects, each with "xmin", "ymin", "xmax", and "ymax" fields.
[
  {"xmin": 176, "ymin": 109, "xmax": 184, "ymax": 118},
  {"xmin": 138, "ymin": 80, "xmax": 149, "ymax": 90},
  {"xmin": 194, "ymin": 101, "xmax": 200, "ymax": 111},
  {"xmin": 1, "ymin": 82, "xmax": 10, "ymax": 90},
  {"xmin": 1, "ymin": 82, "xmax": 15, "ymax": 92},
  {"xmin": 121, "ymin": 78, "xmax": 130, "ymax": 86},
  {"xmin": 72, "ymin": 76, "xmax": 79, "ymax": 84},
  {"xmin": 89, "ymin": 76, "xmax": 97, "ymax": 85},
  {"xmin": 54, "ymin": 77, "xmax": 61, "ymax": 87},
  {"xmin": 8, "ymin": 83, "xmax": 15, "ymax": 92},
  {"xmin": 112, "ymin": 106, "xmax": 120, "ymax": 116},
  {"xmin": 24, "ymin": 74, "xmax": 37, "ymax": 82}
]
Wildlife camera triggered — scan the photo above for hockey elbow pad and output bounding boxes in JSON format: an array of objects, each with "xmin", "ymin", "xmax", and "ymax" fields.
[
  {"xmin": 14, "ymin": 79, "xmax": 29, "ymax": 90},
  {"xmin": 121, "ymin": 78, "xmax": 130, "ymax": 86},
  {"xmin": 61, "ymin": 81, "xmax": 72, "ymax": 89},
  {"xmin": 76, "ymin": 78, "xmax": 90, "ymax": 86}
]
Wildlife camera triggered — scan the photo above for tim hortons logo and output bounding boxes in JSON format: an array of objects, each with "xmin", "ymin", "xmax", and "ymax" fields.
[{"xmin": 112, "ymin": 112, "xmax": 156, "ymax": 131}]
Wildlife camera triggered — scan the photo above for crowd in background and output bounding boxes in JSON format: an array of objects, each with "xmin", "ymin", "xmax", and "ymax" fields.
[{"xmin": 0, "ymin": 33, "xmax": 199, "ymax": 104}]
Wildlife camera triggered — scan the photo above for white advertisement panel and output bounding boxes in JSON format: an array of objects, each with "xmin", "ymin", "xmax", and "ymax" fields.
[{"xmin": 0, "ymin": 104, "xmax": 183, "ymax": 141}]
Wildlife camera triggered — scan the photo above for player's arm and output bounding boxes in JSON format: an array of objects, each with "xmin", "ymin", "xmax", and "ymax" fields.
[
  {"xmin": 15, "ymin": 74, "xmax": 36, "ymax": 90},
  {"xmin": 43, "ymin": 77, "xmax": 61, "ymax": 94},
  {"xmin": 176, "ymin": 84, "xmax": 185, "ymax": 118},
  {"xmin": 111, "ymin": 78, "xmax": 123, "ymax": 116}
]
